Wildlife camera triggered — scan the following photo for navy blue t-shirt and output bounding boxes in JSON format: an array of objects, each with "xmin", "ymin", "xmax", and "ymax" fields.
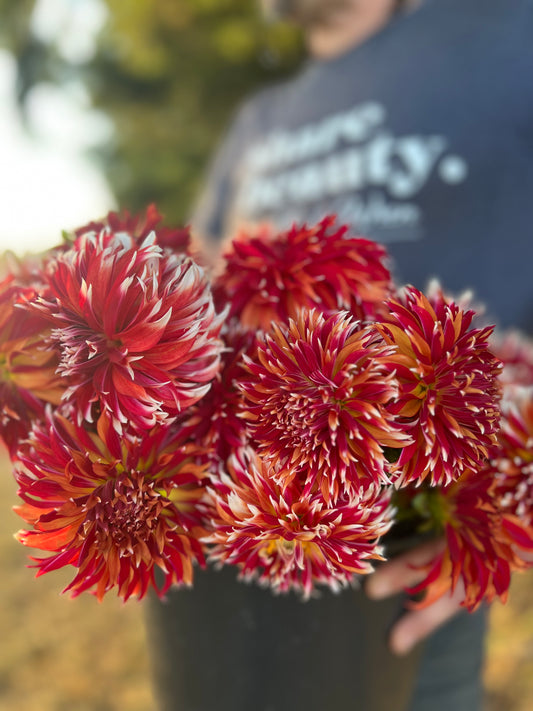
[{"xmin": 194, "ymin": 0, "xmax": 533, "ymax": 331}]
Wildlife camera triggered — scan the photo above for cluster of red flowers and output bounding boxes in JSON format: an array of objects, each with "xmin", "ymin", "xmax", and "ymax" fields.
[
  {"xmin": 2, "ymin": 207, "xmax": 224, "ymax": 600},
  {"xmin": 2, "ymin": 207, "xmax": 533, "ymax": 608}
]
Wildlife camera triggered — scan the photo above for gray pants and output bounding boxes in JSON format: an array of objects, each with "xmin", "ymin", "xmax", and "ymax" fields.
[
  {"xmin": 146, "ymin": 567, "xmax": 486, "ymax": 711},
  {"xmin": 409, "ymin": 601, "xmax": 486, "ymax": 711}
]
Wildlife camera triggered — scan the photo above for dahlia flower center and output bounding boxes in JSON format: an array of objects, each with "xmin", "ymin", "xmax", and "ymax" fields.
[
  {"xmin": 96, "ymin": 334, "xmax": 126, "ymax": 358},
  {"xmin": 276, "ymin": 385, "xmax": 342, "ymax": 433},
  {"xmin": 413, "ymin": 380, "xmax": 430, "ymax": 399},
  {"xmin": 259, "ymin": 537, "xmax": 303, "ymax": 564},
  {"xmin": 106, "ymin": 337, "xmax": 124, "ymax": 350},
  {"xmin": 70, "ymin": 328, "xmax": 125, "ymax": 364},
  {"xmin": 86, "ymin": 473, "xmax": 170, "ymax": 555},
  {"xmin": 278, "ymin": 538, "xmax": 297, "ymax": 555}
]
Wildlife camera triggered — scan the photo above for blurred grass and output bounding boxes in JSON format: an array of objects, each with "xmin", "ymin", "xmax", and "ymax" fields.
[
  {"xmin": 485, "ymin": 568, "xmax": 533, "ymax": 710},
  {"xmin": 0, "ymin": 452, "xmax": 154, "ymax": 711},
  {"xmin": 1, "ymin": 450, "xmax": 532, "ymax": 710}
]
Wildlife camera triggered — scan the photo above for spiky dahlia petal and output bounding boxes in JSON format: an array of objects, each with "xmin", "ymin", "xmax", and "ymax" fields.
[
  {"xmin": 216, "ymin": 215, "xmax": 393, "ymax": 330},
  {"xmin": 375, "ymin": 285, "xmax": 502, "ymax": 487},
  {"xmin": 240, "ymin": 309, "xmax": 410, "ymax": 503},
  {"xmin": 13, "ymin": 410, "xmax": 210, "ymax": 601},
  {"xmin": 407, "ymin": 467, "xmax": 533, "ymax": 611},
  {"xmin": 205, "ymin": 448, "xmax": 393, "ymax": 598},
  {"xmin": 31, "ymin": 231, "xmax": 223, "ymax": 432}
]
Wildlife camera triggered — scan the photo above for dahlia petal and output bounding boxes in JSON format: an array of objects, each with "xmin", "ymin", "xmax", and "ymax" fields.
[
  {"xmin": 16, "ymin": 525, "xmax": 77, "ymax": 551},
  {"xmin": 501, "ymin": 515, "xmax": 533, "ymax": 550}
]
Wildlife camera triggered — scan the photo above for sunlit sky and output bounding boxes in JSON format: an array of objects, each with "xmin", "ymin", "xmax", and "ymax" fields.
[{"xmin": 0, "ymin": 0, "xmax": 115, "ymax": 256}]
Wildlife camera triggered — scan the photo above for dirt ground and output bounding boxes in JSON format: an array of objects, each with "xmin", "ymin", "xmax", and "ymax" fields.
[{"xmin": 1, "ymin": 452, "xmax": 531, "ymax": 711}]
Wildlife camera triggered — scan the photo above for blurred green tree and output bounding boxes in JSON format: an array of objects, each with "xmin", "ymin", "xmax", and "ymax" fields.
[{"xmin": 0, "ymin": 0, "xmax": 304, "ymax": 227}]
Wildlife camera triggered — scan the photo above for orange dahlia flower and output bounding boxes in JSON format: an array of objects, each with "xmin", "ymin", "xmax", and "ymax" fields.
[
  {"xmin": 375, "ymin": 286, "xmax": 502, "ymax": 487},
  {"xmin": 205, "ymin": 448, "xmax": 393, "ymax": 598},
  {"xmin": 14, "ymin": 411, "xmax": 209, "ymax": 601},
  {"xmin": 240, "ymin": 309, "xmax": 410, "ymax": 503}
]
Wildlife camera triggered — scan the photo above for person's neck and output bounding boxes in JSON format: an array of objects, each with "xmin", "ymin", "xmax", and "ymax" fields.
[{"xmin": 307, "ymin": 0, "xmax": 422, "ymax": 60}]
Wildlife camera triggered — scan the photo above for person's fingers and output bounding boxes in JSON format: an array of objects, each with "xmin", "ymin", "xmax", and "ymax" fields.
[
  {"xmin": 389, "ymin": 582, "xmax": 465, "ymax": 656},
  {"xmin": 366, "ymin": 537, "xmax": 446, "ymax": 600},
  {"xmin": 364, "ymin": 538, "xmax": 466, "ymax": 655}
]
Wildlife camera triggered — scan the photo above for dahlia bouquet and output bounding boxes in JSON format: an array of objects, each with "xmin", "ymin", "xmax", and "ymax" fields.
[{"xmin": 2, "ymin": 207, "xmax": 532, "ymax": 610}]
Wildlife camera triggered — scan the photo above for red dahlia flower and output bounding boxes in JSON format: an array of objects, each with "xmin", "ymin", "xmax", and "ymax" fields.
[
  {"xmin": 216, "ymin": 215, "xmax": 393, "ymax": 331},
  {"xmin": 240, "ymin": 309, "xmax": 410, "ymax": 503},
  {"xmin": 206, "ymin": 448, "xmax": 393, "ymax": 598},
  {"xmin": 14, "ymin": 411, "xmax": 209, "ymax": 601},
  {"xmin": 407, "ymin": 467, "xmax": 533, "ymax": 611},
  {"xmin": 375, "ymin": 286, "xmax": 502, "ymax": 487},
  {"xmin": 33, "ymin": 232, "xmax": 223, "ymax": 432},
  {"xmin": 74, "ymin": 203, "xmax": 191, "ymax": 253},
  {"xmin": 0, "ymin": 276, "xmax": 64, "ymax": 453},
  {"xmin": 179, "ymin": 321, "xmax": 256, "ymax": 468}
]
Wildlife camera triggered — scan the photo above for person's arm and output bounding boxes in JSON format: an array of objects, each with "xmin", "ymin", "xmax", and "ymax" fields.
[{"xmin": 365, "ymin": 537, "xmax": 465, "ymax": 655}]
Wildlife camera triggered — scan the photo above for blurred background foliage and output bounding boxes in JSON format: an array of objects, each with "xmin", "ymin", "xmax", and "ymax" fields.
[{"xmin": 0, "ymin": 0, "xmax": 304, "ymax": 225}]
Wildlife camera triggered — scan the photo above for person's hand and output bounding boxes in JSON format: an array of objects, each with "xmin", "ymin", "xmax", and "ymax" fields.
[{"xmin": 365, "ymin": 537, "xmax": 465, "ymax": 656}]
